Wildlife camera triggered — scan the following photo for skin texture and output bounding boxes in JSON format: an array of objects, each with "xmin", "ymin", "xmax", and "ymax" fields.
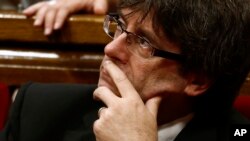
[
  {"xmin": 98, "ymin": 9, "xmax": 188, "ymax": 101},
  {"xmin": 23, "ymin": 0, "xmax": 109, "ymax": 35},
  {"xmin": 93, "ymin": 60, "xmax": 161, "ymax": 141},
  {"xmin": 22, "ymin": 0, "xmax": 250, "ymax": 141},
  {"xmin": 23, "ymin": 1, "xmax": 212, "ymax": 141},
  {"xmin": 93, "ymin": 9, "xmax": 201, "ymax": 141}
]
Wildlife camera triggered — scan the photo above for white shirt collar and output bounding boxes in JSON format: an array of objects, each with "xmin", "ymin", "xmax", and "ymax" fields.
[{"xmin": 158, "ymin": 114, "xmax": 193, "ymax": 141}]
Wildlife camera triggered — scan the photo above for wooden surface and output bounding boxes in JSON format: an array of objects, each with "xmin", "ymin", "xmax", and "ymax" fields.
[
  {"xmin": 0, "ymin": 10, "xmax": 109, "ymax": 86},
  {"xmin": 0, "ymin": 10, "xmax": 111, "ymax": 44},
  {"xmin": 0, "ymin": 10, "xmax": 249, "ymax": 95},
  {"xmin": 0, "ymin": 43, "xmax": 104, "ymax": 85}
]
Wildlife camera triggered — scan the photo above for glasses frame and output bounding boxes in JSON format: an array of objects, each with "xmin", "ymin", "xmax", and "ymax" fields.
[{"xmin": 103, "ymin": 13, "xmax": 184, "ymax": 62}]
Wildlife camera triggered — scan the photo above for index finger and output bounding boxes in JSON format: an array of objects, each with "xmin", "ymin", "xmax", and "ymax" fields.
[
  {"xmin": 103, "ymin": 60, "xmax": 141, "ymax": 99},
  {"xmin": 23, "ymin": 2, "xmax": 45, "ymax": 16}
]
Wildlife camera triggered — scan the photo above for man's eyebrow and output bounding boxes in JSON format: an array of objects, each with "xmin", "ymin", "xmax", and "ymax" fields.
[
  {"xmin": 117, "ymin": 10, "xmax": 128, "ymax": 25},
  {"xmin": 117, "ymin": 10, "xmax": 161, "ymax": 48},
  {"xmin": 135, "ymin": 26, "xmax": 161, "ymax": 49},
  {"xmin": 136, "ymin": 27, "xmax": 162, "ymax": 48}
]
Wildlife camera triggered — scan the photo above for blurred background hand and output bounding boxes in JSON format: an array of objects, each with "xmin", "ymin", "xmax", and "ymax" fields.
[{"xmin": 23, "ymin": 0, "xmax": 111, "ymax": 35}]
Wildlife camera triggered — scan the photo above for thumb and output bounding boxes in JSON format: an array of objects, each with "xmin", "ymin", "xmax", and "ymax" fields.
[{"xmin": 145, "ymin": 96, "xmax": 162, "ymax": 118}]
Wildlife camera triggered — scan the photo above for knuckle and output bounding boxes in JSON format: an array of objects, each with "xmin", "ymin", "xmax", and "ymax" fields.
[
  {"xmin": 94, "ymin": 87, "xmax": 103, "ymax": 93},
  {"xmin": 47, "ymin": 5, "xmax": 58, "ymax": 11},
  {"xmin": 93, "ymin": 120, "xmax": 102, "ymax": 134},
  {"xmin": 93, "ymin": 89, "xmax": 101, "ymax": 98},
  {"xmin": 38, "ymin": 1, "xmax": 47, "ymax": 6},
  {"xmin": 99, "ymin": 108, "xmax": 114, "ymax": 121},
  {"xmin": 103, "ymin": 110, "xmax": 113, "ymax": 119},
  {"xmin": 62, "ymin": 5, "xmax": 70, "ymax": 12},
  {"xmin": 128, "ymin": 98, "xmax": 141, "ymax": 107},
  {"xmin": 58, "ymin": 8, "xmax": 69, "ymax": 15},
  {"xmin": 115, "ymin": 74, "xmax": 127, "ymax": 83},
  {"xmin": 98, "ymin": 86, "xmax": 108, "ymax": 91},
  {"xmin": 93, "ymin": 86, "xmax": 107, "ymax": 99}
]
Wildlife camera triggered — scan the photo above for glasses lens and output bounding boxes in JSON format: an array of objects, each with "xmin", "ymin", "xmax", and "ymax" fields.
[{"xmin": 104, "ymin": 15, "xmax": 119, "ymax": 38}]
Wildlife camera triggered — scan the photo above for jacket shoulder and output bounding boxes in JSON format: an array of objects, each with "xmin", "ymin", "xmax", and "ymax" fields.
[{"xmin": 3, "ymin": 82, "xmax": 100, "ymax": 141}]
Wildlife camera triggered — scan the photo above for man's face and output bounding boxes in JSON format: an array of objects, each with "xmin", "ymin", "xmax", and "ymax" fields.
[{"xmin": 98, "ymin": 9, "xmax": 189, "ymax": 101}]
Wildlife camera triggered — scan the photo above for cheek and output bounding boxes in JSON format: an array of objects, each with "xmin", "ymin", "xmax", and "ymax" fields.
[
  {"xmin": 129, "ymin": 62, "xmax": 151, "ymax": 91},
  {"xmin": 123, "ymin": 58, "xmax": 153, "ymax": 94},
  {"xmin": 140, "ymin": 63, "xmax": 188, "ymax": 100}
]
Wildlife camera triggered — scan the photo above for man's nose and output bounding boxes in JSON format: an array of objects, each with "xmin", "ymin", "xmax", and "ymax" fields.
[{"xmin": 104, "ymin": 34, "xmax": 130, "ymax": 63}]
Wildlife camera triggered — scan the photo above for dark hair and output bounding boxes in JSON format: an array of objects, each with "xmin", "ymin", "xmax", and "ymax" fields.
[{"xmin": 118, "ymin": 0, "xmax": 250, "ymax": 116}]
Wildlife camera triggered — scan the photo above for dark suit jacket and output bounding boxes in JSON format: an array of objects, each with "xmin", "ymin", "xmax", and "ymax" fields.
[{"xmin": 0, "ymin": 82, "xmax": 249, "ymax": 141}]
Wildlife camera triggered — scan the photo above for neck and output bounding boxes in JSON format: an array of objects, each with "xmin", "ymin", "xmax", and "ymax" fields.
[{"xmin": 157, "ymin": 94, "xmax": 194, "ymax": 126}]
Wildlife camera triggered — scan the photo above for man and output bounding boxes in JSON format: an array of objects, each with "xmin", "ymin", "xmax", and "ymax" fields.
[{"xmin": 1, "ymin": 0, "xmax": 250, "ymax": 141}]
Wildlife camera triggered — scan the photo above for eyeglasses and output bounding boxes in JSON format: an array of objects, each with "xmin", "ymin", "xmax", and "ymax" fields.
[{"xmin": 103, "ymin": 13, "xmax": 184, "ymax": 62}]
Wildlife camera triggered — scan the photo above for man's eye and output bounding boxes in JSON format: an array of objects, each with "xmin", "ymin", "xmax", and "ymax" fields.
[{"xmin": 138, "ymin": 38, "xmax": 151, "ymax": 48}]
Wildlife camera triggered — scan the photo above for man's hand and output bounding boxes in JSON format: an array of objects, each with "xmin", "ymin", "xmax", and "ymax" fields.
[
  {"xmin": 93, "ymin": 60, "xmax": 162, "ymax": 141},
  {"xmin": 23, "ymin": 0, "xmax": 109, "ymax": 35}
]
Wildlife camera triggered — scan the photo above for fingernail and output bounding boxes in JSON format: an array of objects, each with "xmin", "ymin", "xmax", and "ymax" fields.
[
  {"xmin": 34, "ymin": 20, "xmax": 40, "ymax": 26},
  {"xmin": 103, "ymin": 60, "xmax": 112, "ymax": 68},
  {"xmin": 22, "ymin": 7, "xmax": 29, "ymax": 13},
  {"xmin": 44, "ymin": 28, "xmax": 51, "ymax": 35},
  {"xmin": 104, "ymin": 60, "xmax": 111, "ymax": 65},
  {"xmin": 54, "ymin": 22, "xmax": 60, "ymax": 30}
]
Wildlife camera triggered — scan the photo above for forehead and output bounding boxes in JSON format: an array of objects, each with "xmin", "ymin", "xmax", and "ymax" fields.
[{"xmin": 119, "ymin": 9, "xmax": 154, "ymax": 30}]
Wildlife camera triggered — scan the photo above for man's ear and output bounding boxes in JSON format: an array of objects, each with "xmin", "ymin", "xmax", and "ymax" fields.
[{"xmin": 184, "ymin": 73, "xmax": 212, "ymax": 96}]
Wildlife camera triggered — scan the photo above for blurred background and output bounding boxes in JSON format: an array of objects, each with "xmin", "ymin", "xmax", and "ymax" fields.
[{"xmin": 0, "ymin": 0, "xmax": 50, "ymax": 11}]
